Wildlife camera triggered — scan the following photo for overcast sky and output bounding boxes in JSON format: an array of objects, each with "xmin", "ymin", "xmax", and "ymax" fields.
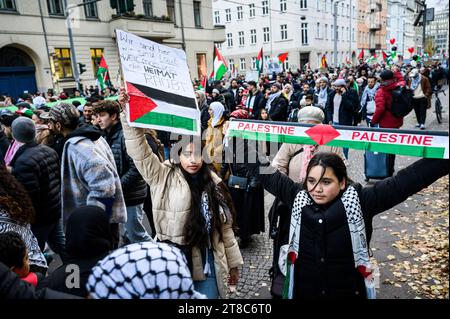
[{"xmin": 426, "ymin": 0, "xmax": 448, "ymax": 10}]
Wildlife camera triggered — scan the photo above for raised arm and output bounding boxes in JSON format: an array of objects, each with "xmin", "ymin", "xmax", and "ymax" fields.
[{"xmin": 360, "ymin": 158, "xmax": 449, "ymax": 217}]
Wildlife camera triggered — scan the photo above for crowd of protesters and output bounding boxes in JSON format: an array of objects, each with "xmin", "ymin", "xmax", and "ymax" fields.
[{"xmin": 0, "ymin": 57, "xmax": 448, "ymax": 299}]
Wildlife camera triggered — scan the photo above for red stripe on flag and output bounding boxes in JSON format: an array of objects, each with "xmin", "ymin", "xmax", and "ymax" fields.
[{"xmin": 126, "ymin": 82, "xmax": 158, "ymax": 122}]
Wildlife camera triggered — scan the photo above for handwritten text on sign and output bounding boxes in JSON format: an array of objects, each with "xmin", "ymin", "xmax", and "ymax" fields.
[{"xmin": 117, "ymin": 30, "xmax": 192, "ymax": 95}]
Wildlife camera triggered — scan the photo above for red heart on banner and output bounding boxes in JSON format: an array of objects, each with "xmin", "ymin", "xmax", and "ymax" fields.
[
  {"xmin": 390, "ymin": 38, "xmax": 396, "ymax": 45},
  {"xmin": 305, "ymin": 124, "xmax": 340, "ymax": 145},
  {"xmin": 408, "ymin": 47, "xmax": 414, "ymax": 54}
]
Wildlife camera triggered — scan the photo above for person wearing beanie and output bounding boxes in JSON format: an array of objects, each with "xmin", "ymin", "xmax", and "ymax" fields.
[
  {"xmin": 7, "ymin": 117, "xmax": 66, "ymax": 261},
  {"xmin": 210, "ymin": 88, "xmax": 226, "ymax": 108}
]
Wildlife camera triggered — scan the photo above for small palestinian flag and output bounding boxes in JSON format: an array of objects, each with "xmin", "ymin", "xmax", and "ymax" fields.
[
  {"xmin": 278, "ymin": 52, "xmax": 288, "ymax": 66},
  {"xmin": 96, "ymin": 55, "xmax": 110, "ymax": 91},
  {"xmin": 358, "ymin": 49, "xmax": 364, "ymax": 60},
  {"xmin": 213, "ymin": 46, "xmax": 228, "ymax": 81},
  {"xmin": 256, "ymin": 48, "xmax": 263, "ymax": 75}
]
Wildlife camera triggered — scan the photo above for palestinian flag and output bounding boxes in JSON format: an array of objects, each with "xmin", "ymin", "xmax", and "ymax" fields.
[
  {"xmin": 278, "ymin": 52, "xmax": 288, "ymax": 65},
  {"xmin": 382, "ymin": 50, "xmax": 388, "ymax": 61},
  {"xmin": 213, "ymin": 46, "xmax": 228, "ymax": 81},
  {"xmin": 126, "ymin": 81, "xmax": 199, "ymax": 135},
  {"xmin": 198, "ymin": 73, "xmax": 208, "ymax": 90},
  {"xmin": 320, "ymin": 54, "xmax": 328, "ymax": 69},
  {"xmin": 256, "ymin": 48, "xmax": 263, "ymax": 75},
  {"xmin": 365, "ymin": 54, "xmax": 377, "ymax": 65},
  {"xmin": 358, "ymin": 49, "xmax": 364, "ymax": 60},
  {"xmin": 96, "ymin": 55, "xmax": 110, "ymax": 91}
]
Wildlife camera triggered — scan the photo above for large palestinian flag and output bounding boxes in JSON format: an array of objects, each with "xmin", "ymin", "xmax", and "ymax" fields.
[{"xmin": 116, "ymin": 29, "xmax": 200, "ymax": 135}]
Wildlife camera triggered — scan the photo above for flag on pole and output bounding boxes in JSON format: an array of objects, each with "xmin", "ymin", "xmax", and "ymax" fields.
[
  {"xmin": 256, "ymin": 48, "xmax": 263, "ymax": 75},
  {"xmin": 365, "ymin": 54, "xmax": 377, "ymax": 65},
  {"xmin": 96, "ymin": 55, "xmax": 110, "ymax": 91},
  {"xmin": 358, "ymin": 49, "xmax": 364, "ymax": 60},
  {"xmin": 213, "ymin": 46, "xmax": 228, "ymax": 81},
  {"xmin": 382, "ymin": 50, "xmax": 388, "ymax": 62},
  {"xmin": 278, "ymin": 52, "xmax": 289, "ymax": 65},
  {"xmin": 320, "ymin": 54, "xmax": 328, "ymax": 69},
  {"xmin": 198, "ymin": 73, "xmax": 208, "ymax": 90}
]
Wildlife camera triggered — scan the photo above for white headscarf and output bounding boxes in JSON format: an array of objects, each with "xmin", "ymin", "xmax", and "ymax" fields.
[{"xmin": 209, "ymin": 101, "xmax": 225, "ymax": 127}]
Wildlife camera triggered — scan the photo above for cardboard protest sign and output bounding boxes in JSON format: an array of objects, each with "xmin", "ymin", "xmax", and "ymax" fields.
[
  {"xmin": 116, "ymin": 29, "xmax": 200, "ymax": 135},
  {"xmin": 226, "ymin": 119, "xmax": 449, "ymax": 159}
]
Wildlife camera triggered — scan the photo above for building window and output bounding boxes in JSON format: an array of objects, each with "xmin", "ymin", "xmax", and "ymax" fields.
[
  {"xmin": 214, "ymin": 11, "xmax": 220, "ymax": 24},
  {"xmin": 193, "ymin": 1, "xmax": 201, "ymax": 27},
  {"xmin": 90, "ymin": 48, "xmax": 103, "ymax": 76},
  {"xmin": 167, "ymin": 0, "xmax": 176, "ymax": 23},
  {"xmin": 263, "ymin": 27, "xmax": 270, "ymax": 43},
  {"xmin": 250, "ymin": 29, "xmax": 257, "ymax": 44},
  {"xmin": 228, "ymin": 59, "xmax": 234, "ymax": 71},
  {"xmin": 252, "ymin": 57, "xmax": 257, "ymax": 69},
  {"xmin": 238, "ymin": 31, "xmax": 245, "ymax": 46},
  {"xmin": 0, "ymin": 0, "xmax": 16, "ymax": 11},
  {"xmin": 280, "ymin": 0, "xmax": 287, "ymax": 12},
  {"xmin": 217, "ymin": 42, "xmax": 222, "ymax": 49},
  {"xmin": 317, "ymin": 53, "xmax": 321, "ymax": 67},
  {"xmin": 331, "ymin": 24, "xmax": 334, "ymax": 40},
  {"xmin": 316, "ymin": 22, "xmax": 320, "ymax": 38},
  {"xmin": 283, "ymin": 56, "xmax": 289, "ymax": 70},
  {"xmin": 84, "ymin": 0, "xmax": 98, "ymax": 18},
  {"xmin": 249, "ymin": 3, "xmax": 255, "ymax": 17},
  {"xmin": 237, "ymin": 6, "xmax": 243, "ymax": 20},
  {"xmin": 225, "ymin": 8, "xmax": 231, "ymax": 22},
  {"xmin": 143, "ymin": 0, "xmax": 153, "ymax": 17},
  {"xmin": 341, "ymin": 3, "xmax": 344, "ymax": 16},
  {"xmin": 299, "ymin": 0, "xmax": 307, "ymax": 9},
  {"xmin": 196, "ymin": 53, "xmax": 206, "ymax": 79},
  {"xmin": 281, "ymin": 24, "xmax": 287, "ymax": 40},
  {"xmin": 322, "ymin": 0, "xmax": 326, "ymax": 11},
  {"xmin": 240, "ymin": 58, "xmax": 246, "ymax": 70},
  {"xmin": 346, "ymin": 27, "xmax": 349, "ymax": 41},
  {"xmin": 341, "ymin": 26, "xmax": 344, "ymax": 41},
  {"xmin": 47, "ymin": 0, "xmax": 64, "ymax": 15},
  {"xmin": 55, "ymin": 48, "xmax": 73, "ymax": 79},
  {"xmin": 325, "ymin": 24, "xmax": 328, "ymax": 40},
  {"xmin": 262, "ymin": 0, "xmax": 268, "ymax": 15},
  {"xmin": 346, "ymin": 4, "xmax": 349, "ymax": 17},
  {"xmin": 301, "ymin": 23, "xmax": 308, "ymax": 45},
  {"xmin": 227, "ymin": 33, "xmax": 233, "ymax": 47}
]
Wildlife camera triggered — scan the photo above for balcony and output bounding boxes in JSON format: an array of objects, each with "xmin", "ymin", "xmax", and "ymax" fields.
[
  {"xmin": 109, "ymin": 14, "xmax": 176, "ymax": 40},
  {"xmin": 370, "ymin": 1, "xmax": 382, "ymax": 12},
  {"xmin": 212, "ymin": 25, "xmax": 226, "ymax": 44},
  {"xmin": 369, "ymin": 12, "xmax": 382, "ymax": 30}
]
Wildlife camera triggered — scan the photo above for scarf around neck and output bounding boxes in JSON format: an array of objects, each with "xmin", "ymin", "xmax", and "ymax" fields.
[
  {"xmin": 266, "ymin": 91, "xmax": 282, "ymax": 112},
  {"xmin": 280, "ymin": 186, "xmax": 376, "ymax": 299},
  {"xmin": 410, "ymin": 74, "xmax": 421, "ymax": 91}
]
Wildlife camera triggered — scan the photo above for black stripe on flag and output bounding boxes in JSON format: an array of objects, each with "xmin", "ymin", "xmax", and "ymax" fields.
[{"xmin": 130, "ymin": 82, "xmax": 197, "ymax": 109}]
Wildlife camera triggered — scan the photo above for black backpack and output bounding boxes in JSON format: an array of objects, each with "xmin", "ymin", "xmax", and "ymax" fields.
[{"xmin": 390, "ymin": 87, "xmax": 413, "ymax": 118}]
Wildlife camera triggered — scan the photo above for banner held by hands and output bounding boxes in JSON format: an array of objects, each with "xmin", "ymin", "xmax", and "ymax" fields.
[
  {"xmin": 116, "ymin": 29, "xmax": 200, "ymax": 136},
  {"xmin": 226, "ymin": 119, "xmax": 449, "ymax": 159}
]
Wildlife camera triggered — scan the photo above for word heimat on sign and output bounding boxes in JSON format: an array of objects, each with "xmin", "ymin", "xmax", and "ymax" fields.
[
  {"xmin": 227, "ymin": 120, "xmax": 449, "ymax": 159},
  {"xmin": 116, "ymin": 29, "xmax": 200, "ymax": 135}
]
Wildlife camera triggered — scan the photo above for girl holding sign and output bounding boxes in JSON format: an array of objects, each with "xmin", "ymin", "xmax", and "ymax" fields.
[
  {"xmin": 118, "ymin": 90, "xmax": 243, "ymax": 299},
  {"xmin": 244, "ymin": 146, "xmax": 448, "ymax": 299}
]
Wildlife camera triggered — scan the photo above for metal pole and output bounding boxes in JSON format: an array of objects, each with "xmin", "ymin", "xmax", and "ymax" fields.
[
  {"xmin": 178, "ymin": 0, "xmax": 186, "ymax": 51},
  {"xmin": 349, "ymin": 0, "xmax": 352, "ymax": 61},
  {"xmin": 422, "ymin": 1, "xmax": 426, "ymax": 56},
  {"xmin": 269, "ymin": 0, "xmax": 273, "ymax": 56},
  {"xmin": 333, "ymin": 1, "xmax": 338, "ymax": 66},
  {"xmin": 63, "ymin": 0, "xmax": 80, "ymax": 91},
  {"xmin": 38, "ymin": 0, "xmax": 54, "ymax": 88}
]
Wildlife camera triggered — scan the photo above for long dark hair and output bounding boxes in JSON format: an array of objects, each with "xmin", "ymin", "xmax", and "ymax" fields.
[
  {"xmin": 0, "ymin": 164, "xmax": 35, "ymax": 225},
  {"xmin": 178, "ymin": 162, "xmax": 237, "ymax": 250},
  {"xmin": 302, "ymin": 152, "xmax": 352, "ymax": 192}
]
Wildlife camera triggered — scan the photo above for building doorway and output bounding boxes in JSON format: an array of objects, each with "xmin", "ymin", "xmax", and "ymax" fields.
[{"xmin": 0, "ymin": 46, "xmax": 37, "ymax": 100}]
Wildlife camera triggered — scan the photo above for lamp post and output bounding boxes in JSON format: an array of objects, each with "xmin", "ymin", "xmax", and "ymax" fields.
[{"xmin": 63, "ymin": 0, "xmax": 101, "ymax": 91}]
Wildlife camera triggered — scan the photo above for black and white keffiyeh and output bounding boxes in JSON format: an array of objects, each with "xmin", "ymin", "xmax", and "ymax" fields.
[
  {"xmin": 86, "ymin": 241, "xmax": 206, "ymax": 299},
  {"xmin": 0, "ymin": 209, "xmax": 47, "ymax": 269},
  {"xmin": 280, "ymin": 186, "xmax": 376, "ymax": 299}
]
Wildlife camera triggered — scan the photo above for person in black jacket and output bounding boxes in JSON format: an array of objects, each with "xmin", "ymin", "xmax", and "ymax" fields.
[
  {"xmin": 245, "ymin": 81, "xmax": 265, "ymax": 119},
  {"xmin": 244, "ymin": 148, "xmax": 448, "ymax": 299},
  {"xmin": 94, "ymin": 100, "xmax": 151, "ymax": 244},
  {"xmin": 8, "ymin": 117, "xmax": 65, "ymax": 259},
  {"xmin": 195, "ymin": 90, "xmax": 210, "ymax": 133},
  {"xmin": 267, "ymin": 83, "xmax": 288, "ymax": 122},
  {"xmin": 325, "ymin": 79, "xmax": 359, "ymax": 158},
  {"xmin": 41, "ymin": 206, "xmax": 112, "ymax": 297}
]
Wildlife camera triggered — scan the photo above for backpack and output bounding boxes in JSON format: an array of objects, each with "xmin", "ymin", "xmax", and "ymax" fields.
[{"xmin": 390, "ymin": 87, "xmax": 413, "ymax": 118}]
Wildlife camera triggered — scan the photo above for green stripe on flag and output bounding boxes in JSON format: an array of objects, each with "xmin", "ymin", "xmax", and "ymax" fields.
[
  {"xmin": 134, "ymin": 111, "xmax": 196, "ymax": 132},
  {"xmin": 228, "ymin": 129, "xmax": 447, "ymax": 159}
]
